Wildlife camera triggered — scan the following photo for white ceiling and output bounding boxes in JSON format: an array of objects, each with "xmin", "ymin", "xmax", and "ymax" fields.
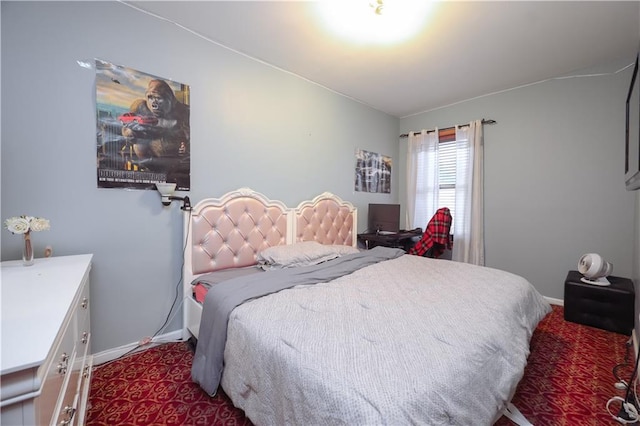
[{"xmin": 126, "ymin": 1, "xmax": 639, "ymax": 118}]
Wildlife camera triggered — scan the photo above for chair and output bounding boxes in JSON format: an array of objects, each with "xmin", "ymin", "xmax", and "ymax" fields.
[{"xmin": 407, "ymin": 207, "xmax": 453, "ymax": 258}]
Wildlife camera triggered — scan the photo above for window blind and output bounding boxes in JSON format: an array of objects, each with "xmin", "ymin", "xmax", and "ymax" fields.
[{"xmin": 438, "ymin": 139, "xmax": 456, "ymax": 232}]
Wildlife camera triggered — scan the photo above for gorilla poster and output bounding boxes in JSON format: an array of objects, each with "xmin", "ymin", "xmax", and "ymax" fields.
[{"xmin": 96, "ymin": 60, "xmax": 190, "ymax": 190}]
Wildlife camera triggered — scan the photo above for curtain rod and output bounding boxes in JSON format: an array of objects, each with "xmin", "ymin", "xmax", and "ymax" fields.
[{"xmin": 399, "ymin": 119, "xmax": 496, "ymax": 138}]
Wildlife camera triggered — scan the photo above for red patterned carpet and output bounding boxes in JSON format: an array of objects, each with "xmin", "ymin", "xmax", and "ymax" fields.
[
  {"xmin": 495, "ymin": 305, "xmax": 633, "ymax": 426},
  {"xmin": 86, "ymin": 343, "xmax": 251, "ymax": 426},
  {"xmin": 87, "ymin": 305, "xmax": 633, "ymax": 425}
]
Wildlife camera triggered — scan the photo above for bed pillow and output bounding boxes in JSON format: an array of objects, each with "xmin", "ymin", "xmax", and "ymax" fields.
[{"xmin": 257, "ymin": 241, "xmax": 359, "ymax": 270}]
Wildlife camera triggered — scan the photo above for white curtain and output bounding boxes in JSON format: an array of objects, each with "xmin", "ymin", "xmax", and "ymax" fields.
[
  {"xmin": 452, "ymin": 120, "xmax": 484, "ymax": 265},
  {"xmin": 405, "ymin": 129, "xmax": 439, "ymax": 230}
]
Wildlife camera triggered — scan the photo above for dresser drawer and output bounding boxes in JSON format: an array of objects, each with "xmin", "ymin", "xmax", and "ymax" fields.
[
  {"xmin": 54, "ymin": 280, "xmax": 91, "ymax": 426},
  {"xmin": 35, "ymin": 314, "xmax": 77, "ymax": 425},
  {"xmin": 52, "ymin": 351, "xmax": 78, "ymax": 426},
  {"xmin": 76, "ymin": 355, "xmax": 93, "ymax": 425},
  {"xmin": 76, "ymin": 282, "xmax": 91, "ymax": 356},
  {"xmin": 52, "ymin": 331, "xmax": 91, "ymax": 426}
]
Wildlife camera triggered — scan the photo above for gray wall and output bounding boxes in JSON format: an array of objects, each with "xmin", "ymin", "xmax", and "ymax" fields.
[
  {"xmin": 1, "ymin": 2, "xmax": 400, "ymax": 353},
  {"xmin": 400, "ymin": 60, "xmax": 637, "ymax": 301}
]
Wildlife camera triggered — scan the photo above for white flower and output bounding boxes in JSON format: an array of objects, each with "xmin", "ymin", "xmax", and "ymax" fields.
[
  {"xmin": 5, "ymin": 217, "xmax": 30, "ymax": 234},
  {"xmin": 4, "ymin": 215, "xmax": 50, "ymax": 234},
  {"xmin": 30, "ymin": 218, "xmax": 50, "ymax": 232}
]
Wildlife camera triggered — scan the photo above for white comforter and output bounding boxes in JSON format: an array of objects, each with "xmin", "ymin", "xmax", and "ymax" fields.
[{"xmin": 221, "ymin": 254, "xmax": 551, "ymax": 425}]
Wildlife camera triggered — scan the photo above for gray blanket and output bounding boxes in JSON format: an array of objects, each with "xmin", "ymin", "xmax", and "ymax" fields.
[{"xmin": 191, "ymin": 246, "xmax": 405, "ymax": 396}]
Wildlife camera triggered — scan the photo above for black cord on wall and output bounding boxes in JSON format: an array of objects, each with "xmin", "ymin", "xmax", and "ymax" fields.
[{"xmin": 152, "ymin": 209, "xmax": 192, "ymax": 339}]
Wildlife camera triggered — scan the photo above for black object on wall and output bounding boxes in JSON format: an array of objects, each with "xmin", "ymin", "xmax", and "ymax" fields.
[{"xmin": 625, "ymin": 52, "xmax": 640, "ymax": 190}]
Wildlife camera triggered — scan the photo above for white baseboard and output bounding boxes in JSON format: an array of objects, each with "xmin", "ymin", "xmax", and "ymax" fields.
[
  {"xmin": 92, "ymin": 330, "xmax": 184, "ymax": 366},
  {"xmin": 545, "ymin": 296, "xmax": 563, "ymax": 306}
]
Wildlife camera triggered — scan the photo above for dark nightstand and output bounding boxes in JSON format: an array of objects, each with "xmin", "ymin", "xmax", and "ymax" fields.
[{"xmin": 564, "ymin": 270, "xmax": 635, "ymax": 335}]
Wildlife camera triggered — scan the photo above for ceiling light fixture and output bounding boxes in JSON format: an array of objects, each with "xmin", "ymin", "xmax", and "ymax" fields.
[
  {"xmin": 314, "ymin": 1, "xmax": 435, "ymax": 46},
  {"xmin": 370, "ymin": 0, "xmax": 384, "ymax": 15}
]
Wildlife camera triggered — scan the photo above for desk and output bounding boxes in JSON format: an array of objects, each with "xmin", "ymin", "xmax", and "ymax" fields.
[{"xmin": 357, "ymin": 230, "xmax": 422, "ymax": 251}]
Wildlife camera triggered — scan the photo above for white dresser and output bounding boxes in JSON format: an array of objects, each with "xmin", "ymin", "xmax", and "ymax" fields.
[{"xmin": 1, "ymin": 254, "xmax": 93, "ymax": 426}]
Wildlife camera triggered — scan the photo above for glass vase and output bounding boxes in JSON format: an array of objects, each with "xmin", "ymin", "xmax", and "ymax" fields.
[{"xmin": 22, "ymin": 232, "xmax": 34, "ymax": 266}]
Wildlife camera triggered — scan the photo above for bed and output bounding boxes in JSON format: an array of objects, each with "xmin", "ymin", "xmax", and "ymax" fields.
[{"xmin": 183, "ymin": 188, "xmax": 551, "ymax": 425}]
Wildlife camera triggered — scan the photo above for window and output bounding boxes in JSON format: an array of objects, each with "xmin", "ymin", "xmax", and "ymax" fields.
[
  {"xmin": 407, "ymin": 120, "xmax": 484, "ymax": 264},
  {"xmin": 438, "ymin": 139, "xmax": 456, "ymax": 232},
  {"xmin": 409, "ymin": 127, "xmax": 462, "ymax": 234}
]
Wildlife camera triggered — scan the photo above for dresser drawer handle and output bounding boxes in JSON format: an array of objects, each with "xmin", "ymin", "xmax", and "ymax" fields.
[
  {"xmin": 81, "ymin": 297, "xmax": 89, "ymax": 309},
  {"xmin": 81, "ymin": 331, "xmax": 89, "ymax": 344},
  {"xmin": 59, "ymin": 406, "xmax": 76, "ymax": 425},
  {"xmin": 57, "ymin": 352, "xmax": 69, "ymax": 374}
]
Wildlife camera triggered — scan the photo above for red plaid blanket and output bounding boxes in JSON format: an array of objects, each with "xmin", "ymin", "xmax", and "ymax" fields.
[{"xmin": 408, "ymin": 207, "xmax": 452, "ymax": 258}]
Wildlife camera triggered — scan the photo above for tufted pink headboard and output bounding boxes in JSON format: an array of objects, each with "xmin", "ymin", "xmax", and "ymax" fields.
[
  {"xmin": 185, "ymin": 188, "xmax": 290, "ymax": 276},
  {"xmin": 294, "ymin": 192, "xmax": 357, "ymax": 246},
  {"xmin": 182, "ymin": 188, "xmax": 358, "ymax": 340}
]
